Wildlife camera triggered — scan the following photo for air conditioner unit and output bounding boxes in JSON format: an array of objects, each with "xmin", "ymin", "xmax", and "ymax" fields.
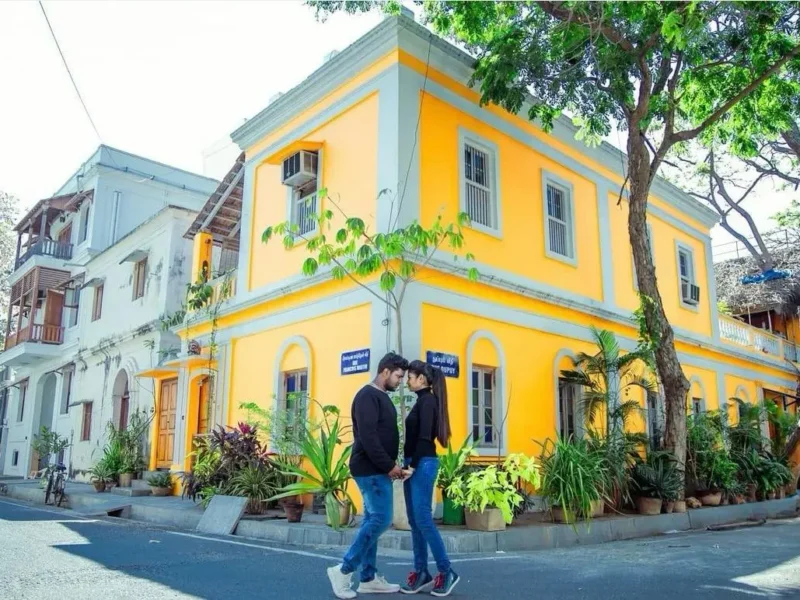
[
  {"xmin": 682, "ymin": 282, "xmax": 701, "ymax": 305},
  {"xmin": 281, "ymin": 151, "xmax": 318, "ymax": 188}
]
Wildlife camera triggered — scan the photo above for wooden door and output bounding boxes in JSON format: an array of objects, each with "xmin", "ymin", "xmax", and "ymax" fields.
[
  {"xmin": 57, "ymin": 224, "xmax": 72, "ymax": 245},
  {"xmin": 43, "ymin": 290, "xmax": 64, "ymax": 343},
  {"xmin": 156, "ymin": 378, "xmax": 178, "ymax": 468},
  {"xmin": 197, "ymin": 377, "xmax": 210, "ymax": 435}
]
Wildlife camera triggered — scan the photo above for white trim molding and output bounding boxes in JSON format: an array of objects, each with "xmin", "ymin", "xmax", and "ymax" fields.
[
  {"xmin": 465, "ymin": 329, "xmax": 508, "ymax": 456},
  {"xmin": 688, "ymin": 375, "xmax": 707, "ymax": 414},
  {"xmin": 271, "ymin": 335, "xmax": 314, "ymax": 415}
]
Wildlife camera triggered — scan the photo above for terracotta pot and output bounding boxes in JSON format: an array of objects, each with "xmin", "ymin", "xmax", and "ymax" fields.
[
  {"xmin": 283, "ymin": 501, "xmax": 304, "ymax": 523},
  {"xmin": 779, "ymin": 488, "xmax": 786, "ymax": 500},
  {"xmin": 662, "ymin": 500, "xmax": 675, "ymax": 514},
  {"xmin": 246, "ymin": 499, "xmax": 267, "ymax": 515},
  {"xmin": 93, "ymin": 481, "xmax": 106, "ymax": 493},
  {"xmin": 673, "ymin": 500, "xmax": 687, "ymax": 513},
  {"xmin": 150, "ymin": 487, "xmax": 170, "ymax": 497},
  {"xmin": 746, "ymin": 483, "xmax": 757, "ymax": 502},
  {"xmin": 734, "ymin": 495, "xmax": 746, "ymax": 505},
  {"xmin": 465, "ymin": 508, "xmax": 506, "ymax": 531},
  {"xmin": 721, "ymin": 494, "xmax": 730, "ymax": 506},
  {"xmin": 699, "ymin": 491, "xmax": 722, "ymax": 506},
  {"xmin": 119, "ymin": 472, "xmax": 134, "ymax": 488},
  {"xmin": 104, "ymin": 482, "xmax": 115, "ymax": 491},
  {"xmin": 551, "ymin": 506, "xmax": 577, "ymax": 524},
  {"xmin": 591, "ymin": 499, "xmax": 605, "ymax": 517},
  {"xmin": 767, "ymin": 490, "xmax": 777, "ymax": 501},
  {"xmin": 637, "ymin": 496, "xmax": 663, "ymax": 516}
]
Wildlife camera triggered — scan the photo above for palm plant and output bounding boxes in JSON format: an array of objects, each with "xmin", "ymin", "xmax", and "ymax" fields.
[
  {"xmin": 729, "ymin": 399, "xmax": 765, "ymax": 456},
  {"xmin": 229, "ymin": 463, "xmax": 280, "ymax": 514},
  {"xmin": 270, "ymin": 405, "xmax": 354, "ymax": 530},
  {"xmin": 560, "ymin": 327, "xmax": 655, "ymax": 506},
  {"xmin": 630, "ymin": 451, "xmax": 683, "ymax": 501}
]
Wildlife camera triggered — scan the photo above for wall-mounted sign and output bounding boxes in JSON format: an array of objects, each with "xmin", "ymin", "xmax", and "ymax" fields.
[
  {"xmin": 426, "ymin": 351, "xmax": 459, "ymax": 378},
  {"xmin": 341, "ymin": 349, "xmax": 371, "ymax": 375}
]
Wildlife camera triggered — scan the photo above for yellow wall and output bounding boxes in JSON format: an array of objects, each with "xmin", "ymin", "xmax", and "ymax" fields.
[
  {"xmin": 420, "ymin": 94, "xmax": 604, "ymax": 302},
  {"xmin": 247, "ymin": 95, "xmax": 379, "ymax": 292}
]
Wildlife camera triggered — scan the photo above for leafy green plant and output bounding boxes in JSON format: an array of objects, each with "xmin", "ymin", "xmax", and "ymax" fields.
[
  {"xmin": 538, "ymin": 437, "xmax": 605, "ymax": 524},
  {"xmin": 436, "ymin": 434, "xmax": 477, "ymax": 495},
  {"xmin": 765, "ymin": 401, "xmax": 797, "ymax": 463},
  {"xmin": 229, "ymin": 464, "xmax": 280, "ymax": 514},
  {"xmin": 729, "ymin": 399, "xmax": 766, "ymax": 456},
  {"xmin": 754, "ymin": 453, "xmax": 794, "ymax": 495},
  {"xmin": 88, "ymin": 462, "xmax": 115, "ymax": 483},
  {"xmin": 270, "ymin": 406, "xmax": 354, "ymax": 530},
  {"xmin": 631, "ymin": 451, "xmax": 683, "ymax": 501},
  {"xmin": 146, "ymin": 472, "xmax": 173, "ymax": 488},
  {"xmin": 99, "ymin": 439, "xmax": 125, "ymax": 477},
  {"xmin": 445, "ymin": 454, "xmax": 540, "ymax": 525}
]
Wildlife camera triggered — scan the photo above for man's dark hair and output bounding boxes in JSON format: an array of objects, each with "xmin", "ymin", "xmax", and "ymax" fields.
[{"xmin": 377, "ymin": 352, "xmax": 408, "ymax": 374}]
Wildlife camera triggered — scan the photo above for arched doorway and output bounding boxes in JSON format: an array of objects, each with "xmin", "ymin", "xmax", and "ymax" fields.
[{"xmin": 112, "ymin": 370, "xmax": 130, "ymax": 431}]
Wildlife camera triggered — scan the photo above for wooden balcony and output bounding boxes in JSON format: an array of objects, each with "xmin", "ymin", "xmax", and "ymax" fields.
[
  {"xmin": 14, "ymin": 239, "xmax": 73, "ymax": 270},
  {"xmin": 4, "ymin": 323, "xmax": 64, "ymax": 350},
  {"xmin": 719, "ymin": 315, "xmax": 798, "ymax": 362}
]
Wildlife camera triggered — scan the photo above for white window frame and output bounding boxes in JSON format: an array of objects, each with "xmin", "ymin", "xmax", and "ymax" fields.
[
  {"xmin": 542, "ymin": 171, "xmax": 577, "ymax": 265},
  {"xmin": 633, "ymin": 224, "xmax": 655, "ymax": 291},
  {"xmin": 458, "ymin": 128, "xmax": 501, "ymax": 237},
  {"xmin": 675, "ymin": 241, "xmax": 699, "ymax": 311},
  {"xmin": 470, "ymin": 365, "xmax": 500, "ymax": 450},
  {"xmin": 285, "ymin": 149, "xmax": 322, "ymax": 240}
]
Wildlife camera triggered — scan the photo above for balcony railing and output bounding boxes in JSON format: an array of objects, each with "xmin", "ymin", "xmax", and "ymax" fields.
[
  {"xmin": 4, "ymin": 323, "xmax": 64, "ymax": 350},
  {"xmin": 15, "ymin": 239, "xmax": 73, "ymax": 270},
  {"xmin": 719, "ymin": 315, "xmax": 797, "ymax": 362}
]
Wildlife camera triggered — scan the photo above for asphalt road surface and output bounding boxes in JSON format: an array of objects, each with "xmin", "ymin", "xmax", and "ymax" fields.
[{"xmin": 1, "ymin": 497, "xmax": 799, "ymax": 599}]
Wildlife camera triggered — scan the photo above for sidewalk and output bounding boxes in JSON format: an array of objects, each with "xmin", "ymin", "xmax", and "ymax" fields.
[{"xmin": 2, "ymin": 479, "xmax": 797, "ymax": 554}]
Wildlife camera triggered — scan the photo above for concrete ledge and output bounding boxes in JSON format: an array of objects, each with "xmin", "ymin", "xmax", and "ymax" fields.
[{"xmin": 3, "ymin": 481, "xmax": 797, "ymax": 555}]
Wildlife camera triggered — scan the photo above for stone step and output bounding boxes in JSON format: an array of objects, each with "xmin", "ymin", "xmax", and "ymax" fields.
[{"xmin": 110, "ymin": 486, "xmax": 152, "ymax": 497}]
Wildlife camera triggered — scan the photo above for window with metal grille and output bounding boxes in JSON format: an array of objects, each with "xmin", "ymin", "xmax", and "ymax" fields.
[
  {"xmin": 292, "ymin": 181, "xmax": 318, "ymax": 237},
  {"xmin": 471, "ymin": 366, "xmax": 498, "ymax": 448},
  {"xmin": 558, "ymin": 378, "xmax": 579, "ymax": 439},
  {"xmin": 81, "ymin": 402, "xmax": 93, "ymax": 441},
  {"xmin": 462, "ymin": 141, "xmax": 496, "ymax": 230},
  {"xmin": 64, "ymin": 286, "xmax": 80, "ymax": 327},
  {"xmin": 678, "ymin": 246, "xmax": 697, "ymax": 305},
  {"xmin": 546, "ymin": 182, "xmax": 575, "ymax": 260},
  {"xmin": 282, "ymin": 370, "xmax": 308, "ymax": 443}
]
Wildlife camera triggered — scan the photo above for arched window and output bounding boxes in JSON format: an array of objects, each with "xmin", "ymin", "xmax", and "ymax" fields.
[
  {"xmin": 273, "ymin": 336, "xmax": 313, "ymax": 446},
  {"xmin": 688, "ymin": 376, "xmax": 707, "ymax": 421},
  {"xmin": 553, "ymin": 349, "xmax": 582, "ymax": 440},
  {"xmin": 466, "ymin": 331, "xmax": 507, "ymax": 455}
]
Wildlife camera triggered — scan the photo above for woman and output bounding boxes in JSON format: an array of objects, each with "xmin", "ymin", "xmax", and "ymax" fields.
[{"xmin": 400, "ymin": 360, "xmax": 459, "ymax": 597}]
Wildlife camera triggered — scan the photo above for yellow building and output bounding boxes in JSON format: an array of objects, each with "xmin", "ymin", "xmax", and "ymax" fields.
[{"xmin": 139, "ymin": 14, "xmax": 799, "ymax": 494}]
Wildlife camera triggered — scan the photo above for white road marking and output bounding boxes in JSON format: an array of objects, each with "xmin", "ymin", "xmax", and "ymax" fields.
[{"xmin": 167, "ymin": 531, "xmax": 341, "ymax": 561}]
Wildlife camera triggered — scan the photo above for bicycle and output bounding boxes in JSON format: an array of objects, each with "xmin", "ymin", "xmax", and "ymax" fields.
[{"xmin": 44, "ymin": 462, "xmax": 67, "ymax": 507}]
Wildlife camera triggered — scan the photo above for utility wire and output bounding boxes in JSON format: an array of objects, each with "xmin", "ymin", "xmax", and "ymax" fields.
[{"xmin": 39, "ymin": 1, "xmax": 102, "ymax": 141}]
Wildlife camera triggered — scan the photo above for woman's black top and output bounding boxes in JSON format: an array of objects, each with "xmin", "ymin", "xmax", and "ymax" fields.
[{"xmin": 404, "ymin": 388, "xmax": 438, "ymax": 469}]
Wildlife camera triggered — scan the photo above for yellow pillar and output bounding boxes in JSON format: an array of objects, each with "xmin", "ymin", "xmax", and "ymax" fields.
[{"xmin": 192, "ymin": 232, "xmax": 213, "ymax": 282}]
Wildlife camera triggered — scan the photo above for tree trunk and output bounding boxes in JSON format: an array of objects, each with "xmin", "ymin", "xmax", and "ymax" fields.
[{"xmin": 627, "ymin": 132, "xmax": 691, "ymax": 487}]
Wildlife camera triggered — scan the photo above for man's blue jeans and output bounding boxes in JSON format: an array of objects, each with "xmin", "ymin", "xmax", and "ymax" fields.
[
  {"xmin": 341, "ymin": 474, "xmax": 393, "ymax": 582},
  {"xmin": 404, "ymin": 457, "xmax": 451, "ymax": 574}
]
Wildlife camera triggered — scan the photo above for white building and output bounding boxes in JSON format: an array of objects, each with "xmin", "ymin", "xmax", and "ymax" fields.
[{"xmin": 0, "ymin": 146, "xmax": 217, "ymax": 478}]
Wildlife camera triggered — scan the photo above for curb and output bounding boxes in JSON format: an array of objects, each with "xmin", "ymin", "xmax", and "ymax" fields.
[{"xmin": 2, "ymin": 482, "xmax": 797, "ymax": 555}]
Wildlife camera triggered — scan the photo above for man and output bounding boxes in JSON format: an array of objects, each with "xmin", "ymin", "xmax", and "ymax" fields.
[{"xmin": 327, "ymin": 352, "xmax": 408, "ymax": 599}]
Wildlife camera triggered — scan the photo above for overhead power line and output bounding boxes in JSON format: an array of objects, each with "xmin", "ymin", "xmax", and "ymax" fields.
[{"xmin": 38, "ymin": 1, "xmax": 103, "ymax": 141}]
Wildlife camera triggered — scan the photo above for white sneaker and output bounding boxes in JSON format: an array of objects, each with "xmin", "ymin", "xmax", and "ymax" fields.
[
  {"xmin": 358, "ymin": 575, "xmax": 401, "ymax": 594},
  {"xmin": 327, "ymin": 565, "xmax": 357, "ymax": 599}
]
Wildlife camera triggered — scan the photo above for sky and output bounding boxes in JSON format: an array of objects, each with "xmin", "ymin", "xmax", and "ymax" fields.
[{"xmin": 0, "ymin": 1, "xmax": 793, "ymax": 260}]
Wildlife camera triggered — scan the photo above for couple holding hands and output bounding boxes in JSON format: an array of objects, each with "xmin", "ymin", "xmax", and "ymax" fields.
[{"xmin": 327, "ymin": 353, "xmax": 459, "ymax": 599}]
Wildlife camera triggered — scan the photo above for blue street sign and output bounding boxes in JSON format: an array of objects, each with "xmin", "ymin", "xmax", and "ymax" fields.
[
  {"xmin": 426, "ymin": 351, "xmax": 460, "ymax": 378},
  {"xmin": 341, "ymin": 349, "xmax": 371, "ymax": 375}
]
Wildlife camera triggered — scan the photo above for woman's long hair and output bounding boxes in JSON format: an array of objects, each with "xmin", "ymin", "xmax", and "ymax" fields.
[{"xmin": 408, "ymin": 360, "xmax": 451, "ymax": 446}]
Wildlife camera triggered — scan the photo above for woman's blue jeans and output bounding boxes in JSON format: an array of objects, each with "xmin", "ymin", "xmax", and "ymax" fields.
[{"xmin": 404, "ymin": 457, "xmax": 451, "ymax": 574}]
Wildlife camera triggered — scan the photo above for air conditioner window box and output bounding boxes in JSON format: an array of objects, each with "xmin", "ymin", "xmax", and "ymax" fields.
[{"xmin": 282, "ymin": 151, "xmax": 319, "ymax": 187}]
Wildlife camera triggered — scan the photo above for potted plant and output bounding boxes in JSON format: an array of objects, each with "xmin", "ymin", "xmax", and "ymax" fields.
[
  {"xmin": 538, "ymin": 438, "xmax": 605, "ymax": 524},
  {"xmin": 436, "ymin": 435, "xmax": 477, "ymax": 526},
  {"xmin": 273, "ymin": 455, "xmax": 305, "ymax": 523},
  {"xmin": 118, "ymin": 454, "xmax": 137, "ymax": 488},
  {"xmin": 89, "ymin": 462, "xmax": 114, "ymax": 493},
  {"xmin": 270, "ymin": 406, "xmax": 355, "ymax": 530},
  {"xmin": 229, "ymin": 463, "xmax": 279, "ymax": 515},
  {"xmin": 630, "ymin": 451, "xmax": 682, "ymax": 515},
  {"xmin": 146, "ymin": 472, "xmax": 173, "ymax": 496},
  {"xmin": 446, "ymin": 454, "xmax": 539, "ymax": 531}
]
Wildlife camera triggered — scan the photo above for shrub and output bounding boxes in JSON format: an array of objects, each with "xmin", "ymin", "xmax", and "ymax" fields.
[
  {"xmin": 538, "ymin": 437, "xmax": 605, "ymax": 524},
  {"xmin": 631, "ymin": 451, "xmax": 683, "ymax": 501},
  {"xmin": 146, "ymin": 472, "xmax": 173, "ymax": 488}
]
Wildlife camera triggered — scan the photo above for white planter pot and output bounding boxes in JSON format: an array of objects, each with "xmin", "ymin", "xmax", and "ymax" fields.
[{"xmin": 392, "ymin": 479, "xmax": 437, "ymax": 530}]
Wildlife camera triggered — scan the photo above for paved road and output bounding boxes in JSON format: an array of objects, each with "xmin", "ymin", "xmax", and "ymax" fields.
[{"xmin": 1, "ymin": 498, "xmax": 800, "ymax": 599}]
